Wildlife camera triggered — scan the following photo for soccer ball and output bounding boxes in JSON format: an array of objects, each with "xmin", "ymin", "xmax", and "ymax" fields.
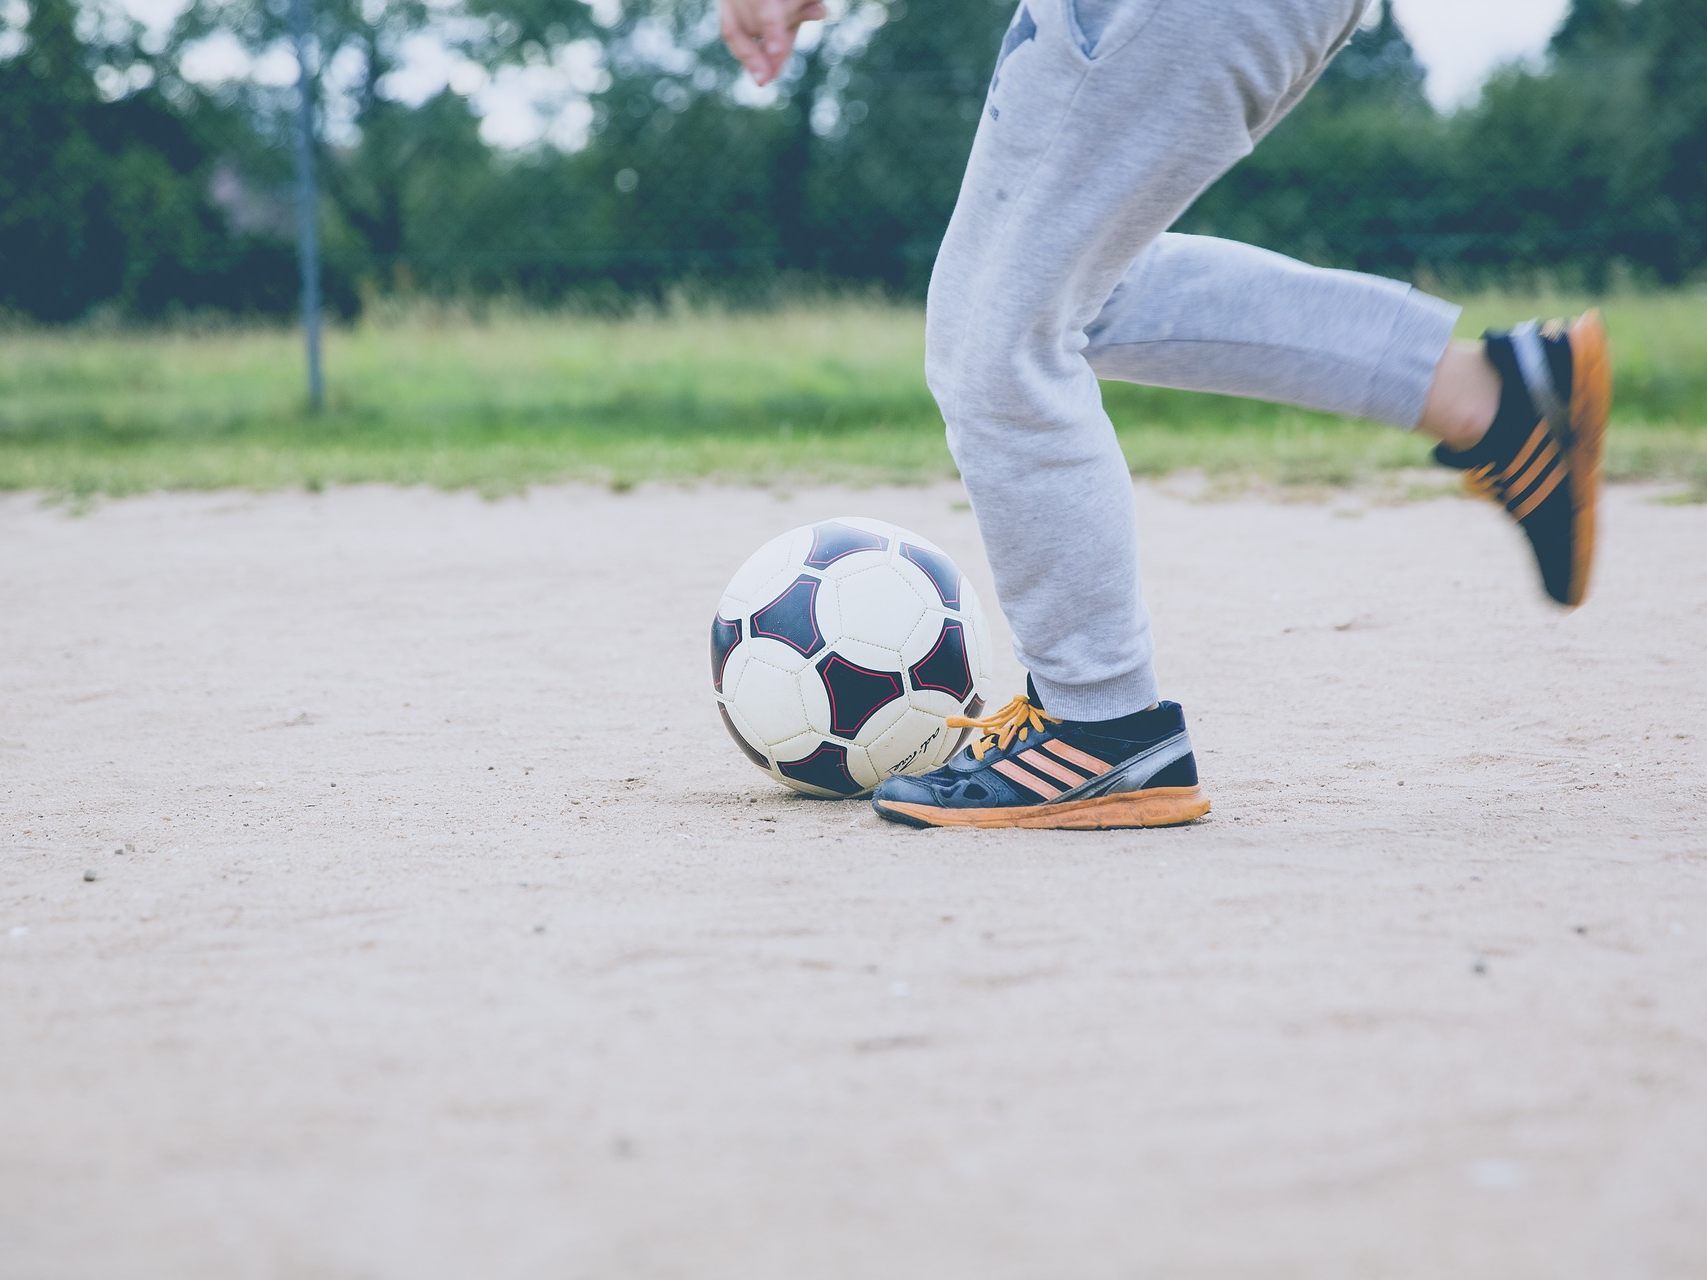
[{"xmin": 711, "ymin": 517, "xmax": 993, "ymax": 797}]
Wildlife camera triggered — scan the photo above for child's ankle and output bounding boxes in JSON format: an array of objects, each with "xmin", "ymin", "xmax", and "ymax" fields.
[{"xmin": 1420, "ymin": 341, "xmax": 1500, "ymax": 451}]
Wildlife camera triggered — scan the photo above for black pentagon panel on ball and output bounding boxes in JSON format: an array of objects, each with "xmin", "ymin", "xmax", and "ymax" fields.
[
  {"xmin": 718, "ymin": 704, "xmax": 770, "ymax": 771},
  {"xmin": 803, "ymin": 521, "xmax": 889, "ymax": 569},
  {"xmin": 816, "ymin": 653, "xmax": 905, "ymax": 739},
  {"xmin": 900, "ymin": 543, "xmax": 963, "ymax": 610},
  {"xmin": 907, "ymin": 618, "xmax": 975, "ymax": 701},
  {"xmin": 749, "ymin": 574, "xmax": 826, "ymax": 657},
  {"xmin": 775, "ymin": 740, "xmax": 864, "ymax": 797},
  {"xmin": 710, "ymin": 614, "xmax": 743, "ymax": 692}
]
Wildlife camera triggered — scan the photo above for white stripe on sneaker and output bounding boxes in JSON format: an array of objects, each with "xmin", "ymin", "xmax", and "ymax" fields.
[{"xmin": 1509, "ymin": 321, "xmax": 1569, "ymax": 435}]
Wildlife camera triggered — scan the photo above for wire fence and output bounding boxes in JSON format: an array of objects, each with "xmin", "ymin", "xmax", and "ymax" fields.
[{"xmin": 2, "ymin": 0, "xmax": 1704, "ymax": 408}]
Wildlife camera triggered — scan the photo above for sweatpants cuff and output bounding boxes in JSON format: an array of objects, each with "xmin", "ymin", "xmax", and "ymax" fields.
[
  {"xmin": 1030, "ymin": 663, "xmax": 1162, "ymax": 722},
  {"xmin": 1364, "ymin": 290, "xmax": 1461, "ymax": 429}
]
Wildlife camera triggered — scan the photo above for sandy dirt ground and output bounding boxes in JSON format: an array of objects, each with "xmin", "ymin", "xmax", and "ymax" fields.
[{"xmin": 3, "ymin": 480, "xmax": 1705, "ymax": 1280}]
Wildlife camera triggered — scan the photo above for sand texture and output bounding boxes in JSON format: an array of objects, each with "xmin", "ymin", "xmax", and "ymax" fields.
[{"xmin": 3, "ymin": 482, "xmax": 1705, "ymax": 1279}]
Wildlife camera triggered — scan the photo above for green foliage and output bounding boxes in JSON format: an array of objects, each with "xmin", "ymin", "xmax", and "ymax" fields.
[
  {"xmin": 805, "ymin": 0, "xmax": 1010, "ymax": 290},
  {"xmin": 1, "ymin": 0, "xmax": 1704, "ymax": 321},
  {"xmin": 1550, "ymin": 0, "xmax": 1647, "ymax": 58},
  {"xmin": 1645, "ymin": 0, "xmax": 1707, "ymax": 281},
  {"xmin": 1315, "ymin": 0, "xmax": 1429, "ymax": 112},
  {"xmin": 1184, "ymin": 94, "xmax": 1460, "ymax": 277},
  {"xmin": 0, "ymin": 0, "xmax": 288, "ymax": 319}
]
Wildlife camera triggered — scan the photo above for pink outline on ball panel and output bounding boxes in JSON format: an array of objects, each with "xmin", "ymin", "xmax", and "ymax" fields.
[
  {"xmin": 803, "ymin": 521, "xmax": 890, "ymax": 569},
  {"xmin": 717, "ymin": 704, "xmax": 769, "ymax": 770},
  {"xmin": 775, "ymin": 740, "xmax": 864, "ymax": 795},
  {"xmin": 710, "ymin": 614, "xmax": 743, "ymax": 692},
  {"xmin": 815, "ymin": 652, "xmax": 905, "ymax": 739},
  {"xmin": 749, "ymin": 574, "xmax": 825, "ymax": 657},
  {"xmin": 900, "ymin": 543, "xmax": 963, "ymax": 610},
  {"xmin": 906, "ymin": 618, "xmax": 975, "ymax": 701}
]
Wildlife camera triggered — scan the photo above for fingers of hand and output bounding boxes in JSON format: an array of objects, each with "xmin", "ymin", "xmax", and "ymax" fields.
[
  {"xmin": 757, "ymin": 0, "xmax": 790, "ymax": 60},
  {"xmin": 720, "ymin": 15, "xmax": 768, "ymax": 81},
  {"xmin": 724, "ymin": 0, "xmax": 824, "ymax": 85}
]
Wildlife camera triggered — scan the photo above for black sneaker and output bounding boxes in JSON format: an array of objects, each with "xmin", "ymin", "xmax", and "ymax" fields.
[
  {"xmin": 1434, "ymin": 311, "xmax": 1612, "ymax": 608},
  {"xmin": 870, "ymin": 692, "xmax": 1210, "ymax": 830}
]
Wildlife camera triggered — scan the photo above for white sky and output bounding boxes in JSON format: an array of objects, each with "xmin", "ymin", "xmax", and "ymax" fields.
[
  {"xmin": 111, "ymin": 0, "xmax": 1575, "ymax": 145},
  {"xmin": 1392, "ymin": 0, "xmax": 1570, "ymax": 105}
]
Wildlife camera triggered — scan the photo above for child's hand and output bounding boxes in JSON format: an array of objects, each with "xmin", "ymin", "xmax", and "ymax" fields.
[{"xmin": 720, "ymin": 0, "xmax": 828, "ymax": 86}]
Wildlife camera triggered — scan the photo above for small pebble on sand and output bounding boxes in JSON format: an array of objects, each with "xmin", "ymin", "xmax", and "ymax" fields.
[{"xmin": 83, "ymin": 870, "xmax": 98, "ymax": 882}]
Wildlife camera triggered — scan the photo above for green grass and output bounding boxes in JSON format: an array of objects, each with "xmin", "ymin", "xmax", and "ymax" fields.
[{"xmin": 3, "ymin": 291, "xmax": 1705, "ymax": 498}]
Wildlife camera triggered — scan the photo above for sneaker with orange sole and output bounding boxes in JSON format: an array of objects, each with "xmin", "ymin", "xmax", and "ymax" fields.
[
  {"xmin": 870, "ymin": 691, "xmax": 1211, "ymax": 831},
  {"xmin": 1434, "ymin": 311, "xmax": 1612, "ymax": 608}
]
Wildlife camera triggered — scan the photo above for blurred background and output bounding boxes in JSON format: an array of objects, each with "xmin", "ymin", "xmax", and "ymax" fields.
[{"xmin": 2, "ymin": 0, "xmax": 1704, "ymax": 497}]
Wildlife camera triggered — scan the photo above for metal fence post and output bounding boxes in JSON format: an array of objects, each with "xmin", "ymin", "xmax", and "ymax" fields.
[{"xmin": 289, "ymin": 0, "xmax": 325, "ymax": 413}]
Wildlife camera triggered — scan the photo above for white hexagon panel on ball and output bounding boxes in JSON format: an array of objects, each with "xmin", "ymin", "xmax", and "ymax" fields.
[{"xmin": 712, "ymin": 517, "xmax": 992, "ymax": 797}]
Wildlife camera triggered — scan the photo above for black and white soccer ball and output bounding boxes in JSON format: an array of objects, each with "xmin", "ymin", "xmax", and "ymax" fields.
[{"xmin": 711, "ymin": 517, "xmax": 993, "ymax": 797}]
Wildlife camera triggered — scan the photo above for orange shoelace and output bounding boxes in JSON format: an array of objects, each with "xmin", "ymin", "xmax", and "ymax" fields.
[
  {"xmin": 1463, "ymin": 465, "xmax": 1500, "ymax": 502},
  {"xmin": 948, "ymin": 694, "xmax": 1060, "ymax": 762}
]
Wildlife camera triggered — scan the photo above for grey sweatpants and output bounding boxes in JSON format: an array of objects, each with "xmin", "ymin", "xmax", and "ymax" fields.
[{"xmin": 927, "ymin": 0, "xmax": 1461, "ymax": 719}]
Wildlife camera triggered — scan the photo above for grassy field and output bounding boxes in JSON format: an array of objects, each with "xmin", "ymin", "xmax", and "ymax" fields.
[{"xmin": 3, "ymin": 291, "xmax": 1705, "ymax": 497}]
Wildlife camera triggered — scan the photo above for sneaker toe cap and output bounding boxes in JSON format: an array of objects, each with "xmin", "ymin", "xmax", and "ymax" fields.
[{"xmin": 871, "ymin": 773, "xmax": 940, "ymax": 808}]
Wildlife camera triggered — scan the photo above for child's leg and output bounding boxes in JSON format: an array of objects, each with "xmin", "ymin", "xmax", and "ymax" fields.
[
  {"xmin": 1085, "ymin": 233, "xmax": 1459, "ymax": 428},
  {"xmin": 928, "ymin": 0, "xmax": 1386, "ymax": 719}
]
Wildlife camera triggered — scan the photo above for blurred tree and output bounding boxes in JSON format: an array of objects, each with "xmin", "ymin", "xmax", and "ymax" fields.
[
  {"xmin": 556, "ymin": 3, "xmax": 778, "ymax": 295},
  {"xmin": 168, "ymin": 0, "xmax": 501, "ymax": 290},
  {"xmin": 1454, "ymin": 59, "xmax": 1661, "ymax": 287},
  {"xmin": 1549, "ymin": 0, "xmax": 1645, "ymax": 59},
  {"xmin": 810, "ymin": 0, "xmax": 1012, "ymax": 288},
  {"xmin": 1182, "ymin": 0, "xmax": 1442, "ymax": 276},
  {"xmin": 523, "ymin": 0, "xmax": 1012, "ymax": 292},
  {"xmin": 1314, "ymin": 0, "xmax": 1429, "ymax": 112},
  {"xmin": 2, "ymin": 0, "xmax": 1701, "ymax": 318},
  {"xmin": 0, "ymin": 0, "xmax": 294, "ymax": 319},
  {"xmin": 461, "ymin": 0, "xmax": 602, "ymax": 62},
  {"xmin": 0, "ymin": 0, "xmax": 102, "ymax": 319},
  {"xmin": 1642, "ymin": 0, "xmax": 1707, "ymax": 280}
]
